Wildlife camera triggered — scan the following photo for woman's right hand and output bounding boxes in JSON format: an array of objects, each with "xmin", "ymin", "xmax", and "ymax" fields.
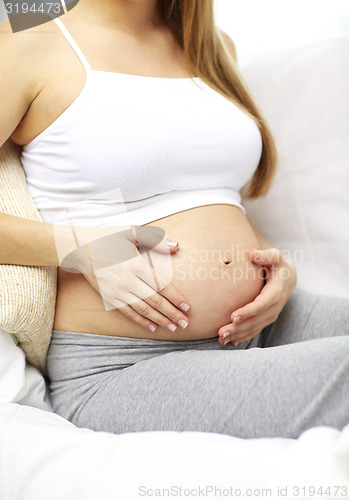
[{"xmin": 59, "ymin": 225, "xmax": 190, "ymax": 333}]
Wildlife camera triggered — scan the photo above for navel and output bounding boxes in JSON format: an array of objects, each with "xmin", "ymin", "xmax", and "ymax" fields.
[{"xmin": 222, "ymin": 250, "xmax": 233, "ymax": 266}]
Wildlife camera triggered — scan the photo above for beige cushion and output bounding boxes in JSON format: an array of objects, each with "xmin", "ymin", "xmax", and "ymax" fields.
[{"xmin": 0, "ymin": 139, "xmax": 57, "ymax": 373}]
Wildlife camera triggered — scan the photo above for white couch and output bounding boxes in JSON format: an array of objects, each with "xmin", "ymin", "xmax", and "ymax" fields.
[{"xmin": 0, "ymin": 36, "xmax": 349, "ymax": 500}]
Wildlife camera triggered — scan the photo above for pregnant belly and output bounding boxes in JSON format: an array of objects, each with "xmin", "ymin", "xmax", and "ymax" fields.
[{"xmin": 53, "ymin": 204, "xmax": 265, "ymax": 340}]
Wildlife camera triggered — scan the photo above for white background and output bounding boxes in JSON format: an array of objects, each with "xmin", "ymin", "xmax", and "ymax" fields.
[
  {"xmin": 1, "ymin": 1, "xmax": 349, "ymax": 51},
  {"xmin": 214, "ymin": 0, "xmax": 349, "ymax": 62}
]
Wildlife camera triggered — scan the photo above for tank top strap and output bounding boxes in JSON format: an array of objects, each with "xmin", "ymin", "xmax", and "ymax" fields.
[{"xmin": 53, "ymin": 18, "xmax": 92, "ymax": 74}]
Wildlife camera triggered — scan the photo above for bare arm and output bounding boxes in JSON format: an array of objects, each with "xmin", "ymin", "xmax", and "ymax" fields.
[
  {"xmin": 0, "ymin": 20, "xmax": 64, "ymax": 267},
  {"xmin": 0, "ymin": 21, "xmax": 41, "ymax": 147},
  {"xmin": 0, "ymin": 213, "xmax": 69, "ymax": 266}
]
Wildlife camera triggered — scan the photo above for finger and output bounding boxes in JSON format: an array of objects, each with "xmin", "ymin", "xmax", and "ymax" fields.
[
  {"xmin": 218, "ymin": 323, "xmax": 262, "ymax": 346},
  {"xmin": 218, "ymin": 315, "xmax": 244, "ymax": 338},
  {"xmin": 229, "ymin": 332, "xmax": 260, "ymax": 347},
  {"xmin": 136, "ymin": 260, "xmax": 190, "ymax": 313},
  {"xmin": 133, "ymin": 225, "xmax": 179, "ymax": 254},
  {"xmin": 229, "ymin": 284, "xmax": 279, "ymax": 322},
  {"xmin": 123, "ymin": 281, "xmax": 189, "ymax": 331},
  {"xmin": 96, "ymin": 266, "xmax": 188, "ymax": 331},
  {"xmin": 229, "ymin": 311, "xmax": 276, "ymax": 342},
  {"xmin": 158, "ymin": 281, "xmax": 191, "ymax": 314},
  {"xmin": 122, "ymin": 293, "xmax": 178, "ymax": 332},
  {"xmin": 228, "ymin": 333, "xmax": 259, "ymax": 346},
  {"xmin": 103, "ymin": 296, "xmax": 159, "ymax": 333},
  {"xmin": 153, "ymin": 238, "xmax": 179, "ymax": 253},
  {"xmin": 218, "ymin": 330, "xmax": 260, "ymax": 346},
  {"xmin": 250, "ymin": 247, "xmax": 283, "ymax": 266},
  {"xmin": 143, "ymin": 292, "xmax": 189, "ymax": 330},
  {"xmin": 218, "ymin": 305, "xmax": 276, "ymax": 338},
  {"xmin": 218, "ymin": 309, "xmax": 277, "ymax": 345},
  {"xmin": 132, "ymin": 253, "xmax": 171, "ymax": 291}
]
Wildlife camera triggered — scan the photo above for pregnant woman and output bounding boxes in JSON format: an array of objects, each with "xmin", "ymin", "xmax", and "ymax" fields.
[{"xmin": 1, "ymin": 0, "xmax": 348, "ymax": 438}]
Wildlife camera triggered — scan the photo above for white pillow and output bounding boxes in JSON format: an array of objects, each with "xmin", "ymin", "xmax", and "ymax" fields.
[
  {"xmin": 0, "ymin": 328, "xmax": 50, "ymax": 410},
  {"xmin": 241, "ymin": 36, "xmax": 349, "ymax": 299},
  {"xmin": 0, "ymin": 402, "xmax": 348, "ymax": 500}
]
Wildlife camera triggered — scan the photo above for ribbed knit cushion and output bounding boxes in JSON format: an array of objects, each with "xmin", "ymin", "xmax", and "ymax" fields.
[{"xmin": 0, "ymin": 139, "xmax": 57, "ymax": 373}]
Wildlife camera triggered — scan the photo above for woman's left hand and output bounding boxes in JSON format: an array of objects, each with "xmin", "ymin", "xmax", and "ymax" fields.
[{"xmin": 217, "ymin": 248, "xmax": 297, "ymax": 346}]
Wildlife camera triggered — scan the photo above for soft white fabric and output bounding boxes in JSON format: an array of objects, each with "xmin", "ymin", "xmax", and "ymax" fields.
[
  {"xmin": 242, "ymin": 35, "xmax": 349, "ymax": 299},
  {"xmin": 0, "ymin": 403, "xmax": 348, "ymax": 500},
  {"xmin": 21, "ymin": 18, "xmax": 262, "ymax": 227},
  {"xmin": 0, "ymin": 328, "xmax": 50, "ymax": 411},
  {"xmin": 0, "ymin": 36, "xmax": 348, "ymax": 500},
  {"xmin": 1, "ymin": 333, "xmax": 349, "ymax": 499}
]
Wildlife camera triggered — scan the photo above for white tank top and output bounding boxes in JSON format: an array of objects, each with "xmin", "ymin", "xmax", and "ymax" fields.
[{"xmin": 21, "ymin": 18, "xmax": 263, "ymax": 228}]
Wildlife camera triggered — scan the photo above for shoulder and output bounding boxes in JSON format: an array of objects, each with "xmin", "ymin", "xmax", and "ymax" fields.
[
  {"xmin": 0, "ymin": 18, "xmax": 56, "ymax": 88},
  {"xmin": 0, "ymin": 18, "xmax": 69, "ymax": 94},
  {"xmin": 219, "ymin": 30, "xmax": 238, "ymax": 63},
  {"xmin": 0, "ymin": 19, "xmax": 60, "ymax": 145},
  {"xmin": 0, "ymin": 17, "xmax": 60, "ymax": 58},
  {"xmin": 0, "ymin": 19, "xmax": 57, "ymax": 98}
]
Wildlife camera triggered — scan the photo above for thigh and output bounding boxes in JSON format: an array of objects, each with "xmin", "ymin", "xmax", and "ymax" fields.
[
  {"xmin": 259, "ymin": 289, "xmax": 349, "ymax": 348},
  {"xmin": 71, "ymin": 335, "xmax": 349, "ymax": 439}
]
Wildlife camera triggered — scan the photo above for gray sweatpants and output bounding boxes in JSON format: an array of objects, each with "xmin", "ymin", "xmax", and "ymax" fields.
[{"xmin": 47, "ymin": 290, "xmax": 349, "ymax": 438}]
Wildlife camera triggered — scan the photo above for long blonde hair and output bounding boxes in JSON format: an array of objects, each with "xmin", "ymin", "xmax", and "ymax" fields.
[{"xmin": 158, "ymin": 0, "xmax": 277, "ymax": 198}]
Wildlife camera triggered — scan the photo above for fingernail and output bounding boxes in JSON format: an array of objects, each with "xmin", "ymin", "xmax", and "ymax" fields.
[
  {"xmin": 167, "ymin": 323, "xmax": 177, "ymax": 332},
  {"xmin": 178, "ymin": 319, "xmax": 188, "ymax": 329},
  {"xmin": 232, "ymin": 316, "xmax": 242, "ymax": 324},
  {"xmin": 224, "ymin": 339, "xmax": 231, "ymax": 345},
  {"xmin": 180, "ymin": 302, "xmax": 190, "ymax": 312},
  {"xmin": 148, "ymin": 324, "xmax": 157, "ymax": 332},
  {"xmin": 166, "ymin": 239, "xmax": 178, "ymax": 248},
  {"xmin": 233, "ymin": 341, "xmax": 239, "ymax": 347},
  {"xmin": 222, "ymin": 331, "xmax": 230, "ymax": 339}
]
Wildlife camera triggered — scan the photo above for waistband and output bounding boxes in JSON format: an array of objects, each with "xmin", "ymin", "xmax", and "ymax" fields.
[
  {"xmin": 48, "ymin": 329, "xmax": 244, "ymax": 381},
  {"xmin": 50, "ymin": 329, "xmax": 224, "ymax": 348}
]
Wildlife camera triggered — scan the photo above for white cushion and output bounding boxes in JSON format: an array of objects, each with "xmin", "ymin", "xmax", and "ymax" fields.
[
  {"xmin": 0, "ymin": 403, "xmax": 348, "ymax": 500},
  {"xmin": 0, "ymin": 328, "xmax": 50, "ymax": 411},
  {"xmin": 241, "ymin": 36, "xmax": 349, "ymax": 299}
]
